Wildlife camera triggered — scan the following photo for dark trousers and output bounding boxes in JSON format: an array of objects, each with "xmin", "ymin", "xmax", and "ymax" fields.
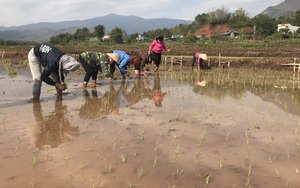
[
  {"xmin": 79, "ymin": 56, "xmax": 98, "ymax": 83},
  {"xmin": 151, "ymin": 52, "xmax": 162, "ymax": 67}
]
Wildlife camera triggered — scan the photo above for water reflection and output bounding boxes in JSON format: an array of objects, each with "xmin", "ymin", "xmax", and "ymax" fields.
[
  {"xmin": 78, "ymin": 76, "xmax": 171, "ymax": 119},
  {"xmin": 79, "ymin": 81, "xmax": 128, "ymax": 119},
  {"xmin": 32, "ymin": 96, "xmax": 79, "ymax": 150},
  {"xmin": 151, "ymin": 75, "xmax": 170, "ymax": 107}
]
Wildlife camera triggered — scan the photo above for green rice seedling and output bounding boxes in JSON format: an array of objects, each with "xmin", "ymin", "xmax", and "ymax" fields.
[
  {"xmin": 273, "ymin": 167, "xmax": 281, "ymax": 177},
  {"xmin": 78, "ymin": 161, "xmax": 88, "ymax": 169},
  {"xmin": 99, "ymin": 180, "xmax": 105, "ymax": 188},
  {"xmin": 243, "ymin": 161, "xmax": 253, "ymax": 188},
  {"xmin": 205, "ymin": 174, "xmax": 211, "ymax": 186},
  {"xmin": 32, "ymin": 153, "xmax": 38, "ymax": 166},
  {"xmin": 244, "ymin": 131, "xmax": 250, "ymax": 145},
  {"xmin": 286, "ymin": 179, "xmax": 290, "ymax": 187},
  {"xmin": 218, "ymin": 151, "xmax": 233, "ymax": 168},
  {"xmin": 136, "ymin": 166, "xmax": 144, "ymax": 178},
  {"xmin": 127, "ymin": 181, "xmax": 141, "ymax": 188},
  {"xmin": 120, "ymin": 154, "xmax": 128, "ymax": 163},
  {"xmin": 174, "ymin": 169, "xmax": 183, "ymax": 178},
  {"xmin": 64, "ymin": 152, "xmax": 69, "ymax": 161},
  {"xmin": 67, "ymin": 175, "xmax": 74, "ymax": 183},
  {"xmin": 112, "ymin": 142, "xmax": 117, "ymax": 151},
  {"xmin": 133, "ymin": 148, "xmax": 138, "ymax": 156},
  {"xmin": 30, "ymin": 179, "xmax": 35, "ymax": 187},
  {"xmin": 105, "ymin": 165, "xmax": 114, "ymax": 174},
  {"xmin": 153, "ymin": 157, "xmax": 157, "ymax": 168},
  {"xmin": 268, "ymin": 153, "xmax": 279, "ymax": 164}
]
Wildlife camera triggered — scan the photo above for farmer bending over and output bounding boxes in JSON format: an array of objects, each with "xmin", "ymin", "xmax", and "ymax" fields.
[
  {"xmin": 79, "ymin": 51, "xmax": 112, "ymax": 89},
  {"xmin": 28, "ymin": 43, "xmax": 80, "ymax": 101}
]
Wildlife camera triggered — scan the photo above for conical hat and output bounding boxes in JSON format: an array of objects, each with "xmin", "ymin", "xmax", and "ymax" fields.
[
  {"xmin": 106, "ymin": 53, "xmax": 120, "ymax": 64},
  {"xmin": 199, "ymin": 53, "xmax": 207, "ymax": 60}
]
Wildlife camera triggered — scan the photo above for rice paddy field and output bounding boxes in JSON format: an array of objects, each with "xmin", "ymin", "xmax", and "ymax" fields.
[{"xmin": 1, "ymin": 65, "xmax": 300, "ymax": 188}]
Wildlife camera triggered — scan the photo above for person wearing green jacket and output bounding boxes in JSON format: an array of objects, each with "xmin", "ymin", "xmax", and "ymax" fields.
[{"xmin": 79, "ymin": 51, "xmax": 112, "ymax": 89}]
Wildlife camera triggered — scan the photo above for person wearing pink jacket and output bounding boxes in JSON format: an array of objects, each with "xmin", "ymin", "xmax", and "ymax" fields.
[{"xmin": 148, "ymin": 35, "xmax": 170, "ymax": 72}]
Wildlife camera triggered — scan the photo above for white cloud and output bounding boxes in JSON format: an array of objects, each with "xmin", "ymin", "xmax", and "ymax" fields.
[{"xmin": 0, "ymin": 0, "xmax": 284, "ymax": 27}]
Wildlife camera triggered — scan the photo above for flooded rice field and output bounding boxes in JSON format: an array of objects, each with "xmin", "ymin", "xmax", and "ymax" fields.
[{"xmin": 1, "ymin": 67, "xmax": 300, "ymax": 188}]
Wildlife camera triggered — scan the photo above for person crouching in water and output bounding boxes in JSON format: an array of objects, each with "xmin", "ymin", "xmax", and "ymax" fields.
[
  {"xmin": 128, "ymin": 50, "xmax": 151, "ymax": 77},
  {"xmin": 191, "ymin": 52, "xmax": 208, "ymax": 71},
  {"xmin": 28, "ymin": 43, "xmax": 80, "ymax": 101},
  {"xmin": 108, "ymin": 50, "xmax": 130, "ymax": 79},
  {"xmin": 78, "ymin": 51, "xmax": 112, "ymax": 89}
]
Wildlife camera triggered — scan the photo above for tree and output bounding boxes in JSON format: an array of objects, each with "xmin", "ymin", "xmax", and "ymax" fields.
[
  {"xmin": 229, "ymin": 8, "xmax": 252, "ymax": 29},
  {"xmin": 94, "ymin": 25, "xmax": 105, "ymax": 40},
  {"xmin": 292, "ymin": 9, "xmax": 300, "ymax": 26},
  {"xmin": 253, "ymin": 14, "xmax": 277, "ymax": 37},
  {"xmin": 208, "ymin": 7, "xmax": 231, "ymax": 25},
  {"xmin": 194, "ymin": 13, "xmax": 210, "ymax": 26},
  {"xmin": 73, "ymin": 27, "xmax": 90, "ymax": 41},
  {"xmin": 110, "ymin": 27, "xmax": 123, "ymax": 44}
]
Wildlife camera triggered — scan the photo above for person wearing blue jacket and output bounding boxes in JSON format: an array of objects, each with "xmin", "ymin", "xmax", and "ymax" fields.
[{"xmin": 108, "ymin": 50, "xmax": 130, "ymax": 79}]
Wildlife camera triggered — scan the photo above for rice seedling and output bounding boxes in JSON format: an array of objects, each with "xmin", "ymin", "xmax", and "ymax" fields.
[
  {"xmin": 218, "ymin": 151, "xmax": 233, "ymax": 168},
  {"xmin": 174, "ymin": 169, "xmax": 183, "ymax": 178},
  {"xmin": 244, "ymin": 131, "xmax": 250, "ymax": 145},
  {"xmin": 268, "ymin": 153, "xmax": 279, "ymax": 164},
  {"xmin": 133, "ymin": 148, "xmax": 138, "ymax": 156},
  {"xmin": 273, "ymin": 167, "xmax": 281, "ymax": 177},
  {"xmin": 67, "ymin": 175, "xmax": 74, "ymax": 183},
  {"xmin": 243, "ymin": 161, "xmax": 253, "ymax": 188},
  {"xmin": 120, "ymin": 154, "xmax": 128, "ymax": 163},
  {"xmin": 104, "ymin": 165, "xmax": 114, "ymax": 174},
  {"xmin": 30, "ymin": 179, "xmax": 35, "ymax": 187},
  {"xmin": 32, "ymin": 153, "xmax": 38, "ymax": 166},
  {"xmin": 79, "ymin": 161, "xmax": 88, "ymax": 169},
  {"xmin": 136, "ymin": 166, "xmax": 144, "ymax": 178},
  {"xmin": 127, "ymin": 181, "xmax": 142, "ymax": 188},
  {"xmin": 153, "ymin": 157, "xmax": 157, "ymax": 168},
  {"xmin": 205, "ymin": 174, "xmax": 211, "ymax": 186}
]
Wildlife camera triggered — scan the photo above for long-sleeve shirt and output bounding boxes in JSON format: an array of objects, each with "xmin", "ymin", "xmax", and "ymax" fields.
[
  {"xmin": 33, "ymin": 44, "xmax": 65, "ymax": 86},
  {"xmin": 148, "ymin": 40, "xmax": 168, "ymax": 54},
  {"xmin": 80, "ymin": 51, "xmax": 111, "ymax": 77}
]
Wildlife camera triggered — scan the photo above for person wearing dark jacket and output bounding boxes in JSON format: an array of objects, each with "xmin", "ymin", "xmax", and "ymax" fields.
[
  {"xmin": 78, "ymin": 51, "xmax": 112, "ymax": 89},
  {"xmin": 128, "ymin": 50, "xmax": 150, "ymax": 77},
  {"xmin": 28, "ymin": 43, "xmax": 80, "ymax": 101}
]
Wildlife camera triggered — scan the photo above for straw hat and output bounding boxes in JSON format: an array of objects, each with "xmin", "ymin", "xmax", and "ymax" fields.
[
  {"xmin": 106, "ymin": 53, "xmax": 120, "ymax": 64},
  {"xmin": 199, "ymin": 53, "xmax": 208, "ymax": 60}
]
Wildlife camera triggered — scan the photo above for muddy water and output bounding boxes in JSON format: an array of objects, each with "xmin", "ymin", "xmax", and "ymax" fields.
[{"xmin": 1, "ymin": 68, "xmax": 300, "ymax": 188}]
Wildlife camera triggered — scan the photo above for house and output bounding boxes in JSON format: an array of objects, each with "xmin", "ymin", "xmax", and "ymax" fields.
[
  {"xmin": 223, "ymin": 30, "xmax": 239, "ymax": 38},
  {"xmin": 277, "ymin": 24, "xmax": 300, "ymax": 33},
  {"xmin": 136, "ymin": 35, "xmax": 146, "ymax": 41},
  {"xmin": 194, "ymin": 24, "xmax": 234, "ymax": 39},
  {"xmin": 101, "ymin": 35, "xmax": 111, "ymax": 41},
  {"xmin": 171, "ymin": 34, "xmax": 183, "ymax": 40}
]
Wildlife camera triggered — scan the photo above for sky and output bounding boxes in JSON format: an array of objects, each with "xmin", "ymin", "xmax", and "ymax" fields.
[{"xmin": 0, "ymin": 0, "xmax": 284, "ymax": 27}]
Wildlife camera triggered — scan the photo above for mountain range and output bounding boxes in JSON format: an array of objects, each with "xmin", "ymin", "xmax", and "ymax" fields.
[
  {"xmin": 0, "ymin": 14, "xmax": 191, "ymax": 42},
  {"xmin": 0, "ymin": 0, "xmax": 299, "ymax": 42},
  {"xmin": 261, "ymin": 0, "xmax": 300, "ymax": 18}
]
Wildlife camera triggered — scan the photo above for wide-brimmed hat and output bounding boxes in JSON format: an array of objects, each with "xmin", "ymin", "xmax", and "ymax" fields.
[
  {"xmin": 106, "ymin": 53, "xmax": 120, "ymax": 64},
  {"xmin": 199, "ymin": 53, "xmax": 208, "ymax": 60}
]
